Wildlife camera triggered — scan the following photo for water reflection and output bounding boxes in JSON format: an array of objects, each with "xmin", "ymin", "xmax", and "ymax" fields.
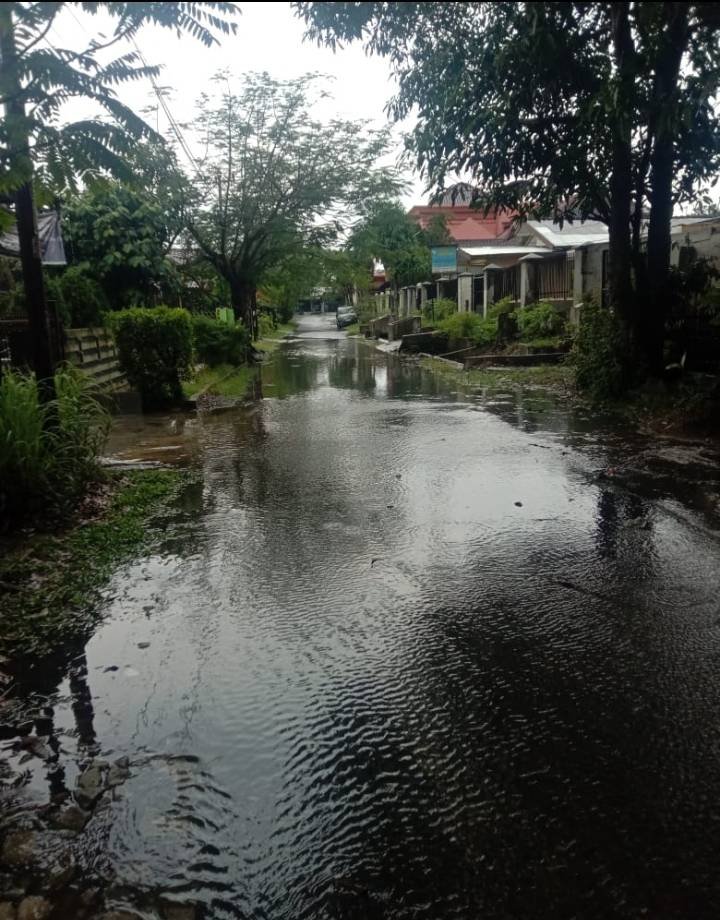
[
  {"xmin": 595, "ymin": 488, "xmax": 651, "ymax": 560},
  {"xmin": 261, "ymin": 350, "xmax": 322, "ymax": 398},
  {"xmin": 3, "ymin": 316, "xmax": 720, "ymax": 918}
]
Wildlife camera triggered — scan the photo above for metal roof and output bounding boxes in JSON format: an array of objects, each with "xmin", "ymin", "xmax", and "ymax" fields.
[
  {"xmin": 671, "ymin": 216, "xmax": 717, "ymax": 230},
  {"xmin": 460, "ymin": 245, "xmax": 547, "ymax": 258},
  {"xmin": 527, "ymin": 216, "xmax": 716, "ymax": 249},
  {"xmin": 527, "ymin": 220, "xmax": 609, "ymax": 248}
]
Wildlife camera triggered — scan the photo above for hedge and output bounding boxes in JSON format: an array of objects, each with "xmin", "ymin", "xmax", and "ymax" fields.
[
  {"xmin": 111, "ymin": 307, "xmax": 193, "ymax": 409},
  {"xmin": 191, "ymin": 314, "xmax": 250, "ymax": 366}
]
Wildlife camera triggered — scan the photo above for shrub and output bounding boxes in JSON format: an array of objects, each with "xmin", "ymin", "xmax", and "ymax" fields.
[
  {"xmin": 358, "ymin": 302, "xmax": 378, "ymax": 323},
  {"xmin": 487, "ymin": 296, "xmax": 517, "ymax": 319},
  {"xmin": 0, "ymin": 367, "xmax": 109, "ymax": 527},
  {"xmin": 44, "ymin": 273, "xmax": 70, "ymax": 327},
  {"xmin": 57, "ymin": 266, "xmax": 109, "ymax": 327},
  {"xmin": 436, "ymin": 311, "xmax": 498, "ymax": 347},
  {"xmin": 110, "ymin": 306, "xmax": 193, "ymax": 408},
  {"xmin": 423, "ymin": 297, "xmax": 457, "ymax": 323},
  {"xmin": 192, "ymin": 314, "xmax": 250, "ymax": 366},
  {"xmin": 0, "ymin": 372, "xmax": 45, "ymax": 522},
  {"xmin": 8, "ymin": 270, "xmax": 107, "ymax": 329},
  {"xmin": 54, "ymin": 367, "xmax": 110, "ymax": 493},
  {"xmin": 572, "ymin": 300, "xmax": 631, "ymax": 400},
  {"xmin": 258, "ymin": 312, "xmax": 276, "ymax": 337},
  {"xmin": 517, "ymin": 301, "xmax": 566, "ymax": 340},
  {"xmin": 275, "ymin": 303, "xmax": 295, "ymax": 324}
]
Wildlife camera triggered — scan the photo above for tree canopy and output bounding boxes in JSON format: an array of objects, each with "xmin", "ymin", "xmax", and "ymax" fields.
[
  {"xmin": 61, "ymin": 182, "xmax": 177, "ymax": 308},
  {"xmin": 183, "ymin": 71, "xmax": 401, "ymax": 331},
  {"xmin": 0, "ymin": 2, "xmax": 239, "ymax": 195},
  {"xmin": 296, "ymin": 1, "xmax": 720, "ymax": 375},
  {"xmin": 0, "ymin": 1, "xmax": 239, "ymax": 386},
  {"xmin": 348, "ymin": 201, "xmax": 436, "ymax": 290}
]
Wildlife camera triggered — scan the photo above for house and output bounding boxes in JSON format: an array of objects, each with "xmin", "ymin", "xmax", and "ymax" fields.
[
  {"xmin": 390, "ymin": 191, "xmax": 516, "ymax": 316},
  {"xmin": 408, "ymin": 215, "xmax": 720, "ymax": 324}
]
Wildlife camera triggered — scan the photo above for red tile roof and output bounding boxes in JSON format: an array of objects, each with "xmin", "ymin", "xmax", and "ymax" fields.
[{"xmin": 409, "ymin": 205, "xmax": 515, "ymax": 243}]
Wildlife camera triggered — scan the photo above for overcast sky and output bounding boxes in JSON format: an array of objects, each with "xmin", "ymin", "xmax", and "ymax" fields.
[{"xmin": 47, "ymin": 2, "xmax": 426, "ymax": 206}]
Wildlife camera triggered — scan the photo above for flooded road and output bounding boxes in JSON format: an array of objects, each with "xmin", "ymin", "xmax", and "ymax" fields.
[{"xmin": 6, "ymin": 313, "xmax": 720, "ymax": 918}]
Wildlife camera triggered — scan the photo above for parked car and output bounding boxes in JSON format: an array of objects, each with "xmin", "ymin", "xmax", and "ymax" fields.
[{"xmin": 336, "ymin": 307, "xmax": 357, "ymax": 329}]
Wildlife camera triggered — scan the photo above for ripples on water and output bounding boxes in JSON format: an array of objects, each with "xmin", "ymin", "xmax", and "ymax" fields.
[{"xmin": 5, "ymin": 317, "xmax": 720, "ymax": 918}]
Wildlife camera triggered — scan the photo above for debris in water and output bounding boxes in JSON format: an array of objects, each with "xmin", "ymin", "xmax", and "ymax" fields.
[
  {"xmin": 18, "ymin": 736, "xmax": 52, "ymax": 761},
  {"xmin": 514, "ymin": 501, "xmax": 523, "ymax": 507}
]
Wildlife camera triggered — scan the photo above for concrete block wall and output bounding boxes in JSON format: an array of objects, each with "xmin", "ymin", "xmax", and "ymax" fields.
[{"xmin": 64, "ymin": 327, "xmax": 128, "ymax": 390}]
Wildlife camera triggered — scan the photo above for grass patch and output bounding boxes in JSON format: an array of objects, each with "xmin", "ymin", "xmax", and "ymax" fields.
[
  {"xmin": 0, "ymin": 469, "xmax": 193, "ymax": 655},
  {"xmin": 419, "ymin": 355, "xmax": 575, "ymax": 391},
  {"xmin": 342, "ymin": 322, "xmax": 359, "ymax": 335},
  {"xmin": 255, "ymin": 320, "xmax": 298, "ymax": 353},
  {"xmin": 183, "ymin": 363, "xmax": 256, "ymax": 399},
  {"xmin": 517, "ymin": 336, "xmax": 568, "ymax": 350}
]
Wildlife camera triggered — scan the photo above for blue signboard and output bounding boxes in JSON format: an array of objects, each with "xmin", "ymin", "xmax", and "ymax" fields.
[{"xmin": 431, "ymin": 245, "xmax": 457, "ymax": 274}]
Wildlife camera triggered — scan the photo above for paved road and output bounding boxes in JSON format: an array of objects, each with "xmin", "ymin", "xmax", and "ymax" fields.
[{"xmin": 7, "ymin": 314, "xmax": 720, "ymax": 919}]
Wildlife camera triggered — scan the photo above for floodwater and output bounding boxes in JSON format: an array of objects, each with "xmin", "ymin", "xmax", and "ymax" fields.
[{"xmin": 5, "ymin": 313, "xmax": 720, "ymax": 919}]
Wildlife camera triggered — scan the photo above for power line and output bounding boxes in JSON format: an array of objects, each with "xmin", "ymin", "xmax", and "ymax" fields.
[
  {"xmin": 130, "ymin": 39, "xmax": 200, "ymax": 172},
  {"xmin": 65, "ymin": 6, "xmax": 201, "ymax": 173}
]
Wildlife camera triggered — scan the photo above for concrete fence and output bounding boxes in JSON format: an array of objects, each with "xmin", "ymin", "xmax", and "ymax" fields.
[
  {"xmin": 366, "ymin": 315, "xmax": 392, "ymax": 339},
  {"xmin": 64, "ymin": 327, "xmax": 127, "ymax": 390},
  {"xmin": 387, "ymin": 315, "xmax": 422, "ymax": 343}
]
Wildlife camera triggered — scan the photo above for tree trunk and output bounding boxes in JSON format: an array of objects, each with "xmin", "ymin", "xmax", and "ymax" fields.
[
  {"xmin": 0, "ymin": 7, "xmax": 58, "ymax": 401},
  {"xmin": 251, "ymin": 288, "xmax": 258, "ymax": 340},
  {"xmin": 229, "ymin": 277, "xmax": 255, "ymax": 335},
  {"xmin": 644, "ymin": 4, "xmax": 690, "ymax": 375},
  {"xmin": 607, "ymin": 3, "xmax": 638, "ymax": 375}
]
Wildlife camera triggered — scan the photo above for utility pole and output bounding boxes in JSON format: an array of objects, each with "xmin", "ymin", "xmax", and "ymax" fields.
[{"xmin": 0, "ymin": 6, "xmax": 57, "ymax": 401}]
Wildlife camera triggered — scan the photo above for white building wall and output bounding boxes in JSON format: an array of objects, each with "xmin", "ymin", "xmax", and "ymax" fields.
[
  {"xmin": 457, "ymin": 274, "xmax": 473, "ymax": 313},
  {"xmin": 671, "ymin": 221, "xmax": 720, "ymax": 268}
]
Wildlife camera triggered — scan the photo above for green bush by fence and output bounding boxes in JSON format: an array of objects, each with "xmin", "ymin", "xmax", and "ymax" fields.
[
  {"xmin": 487, "ymin": 296, "xmax": 517, "ymax": 319},
  {"xmin": 192, "ymin": 314, "xmax": 250, "ymax": 367},
  {"xmin": 58, "ymin": 267, "xmax": 110, "ymax": 327},
  {"xmin": 110, "ymin": 306, "xmax": 193, "ymax": 408},
  {"xmin": 517, "ymin": 301, "xmax": 566, "ymax": 340},
  {"xmin": 0, "ymin": 367, "xmax": 109, "ymax": 528},
  {"xmin": 436, "ymin": 311, "xmax": 498, "ymax": 347},
  {"xmin": 422, "ymin": 297, "xmax": 457, "ymax": 323}
]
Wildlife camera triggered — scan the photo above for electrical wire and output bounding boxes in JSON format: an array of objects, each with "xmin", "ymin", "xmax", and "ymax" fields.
[{"xmin": 65, "ymin": 5, "xmax": 201, "ymax": 172}]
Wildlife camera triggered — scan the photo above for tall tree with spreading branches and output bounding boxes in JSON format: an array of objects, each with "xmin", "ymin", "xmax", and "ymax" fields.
[
  {"xmin": 183, "ymin": 71, "xmax": 401, "ymax": 336},
  {"xmin": 296, "ymin": 1, "xmax": 720, "ymax": 380},
  {"xmin": 0, "ymin": 2, "xmax": 238, "ymax": 394}
]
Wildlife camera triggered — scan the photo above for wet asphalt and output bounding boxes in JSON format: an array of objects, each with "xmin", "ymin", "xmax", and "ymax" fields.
[{"xmin": 5, "ymin": 312, "xmax": 720, "ymax": 919}]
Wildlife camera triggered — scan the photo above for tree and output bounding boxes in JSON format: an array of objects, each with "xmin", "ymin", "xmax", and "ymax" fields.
[
  {"xmin": 183, "ymin": 71, "xmax": 400, "ymax": 335},
  {"xmin": 424, "ymin": 213, "xmax": 452, "ymax": 247},
  {"xmin": 0, "ymin": 1, "xmax": 238, "ymax": 395},
  {"xmin": 296, "ymin": 2, "xmax": 720, "ymax": 379},
  {"xmin": 62, "ymin": 170, "xmax": 184, "ymax": 309},
  {"xmin": 349, "ymin": 200, "xmax": 431, "ymax": 293},
  {"xmin": 258, "ymin": 248, "xmax": 326, "ymax": 322},
  {"xmin": 320, "ymin": 247, "xmax": 373, "ymax": 306}
]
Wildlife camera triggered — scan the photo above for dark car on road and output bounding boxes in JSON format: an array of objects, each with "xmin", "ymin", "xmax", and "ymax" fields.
[{"xmin": 336, "ymin": 306, "xmax": 357, "ymax": 329}]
